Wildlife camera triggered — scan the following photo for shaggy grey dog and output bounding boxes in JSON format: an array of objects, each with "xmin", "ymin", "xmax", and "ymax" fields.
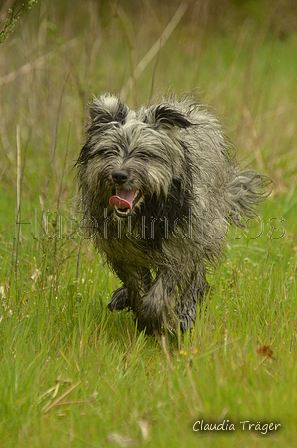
[{"xmin": 76, "ymin": 94, "xmax": 270, "ymax": 334}]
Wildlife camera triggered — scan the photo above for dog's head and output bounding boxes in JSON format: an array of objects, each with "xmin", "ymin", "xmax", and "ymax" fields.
[{"xmin": 77, "ymin": 94, "xmax": 192, "ymax": 218}]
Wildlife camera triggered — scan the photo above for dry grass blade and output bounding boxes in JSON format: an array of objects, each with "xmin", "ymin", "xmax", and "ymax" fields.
[
  {"xmin": 38, "ymin": 72, "xmax": 70, "ymax": 257},
  {"xmin": 76, "ymin": 234, "xmax": 84, "ymax": 282},
  {"xmin": 113, "ymin": 5, "xmax": 137, "ymax": 103},
  {"xmin": 42, "ymin": 380, "xmax": 83, "ymax": 414},
  {"xmin": 16, "ymin": 124, "xmax": 21, "ymax": 239},
  {"xmin": 0, "ymin": 39, "xmax": 78, "ymax": 87},
  {"xmin": 10, "ymin": 125, "xmax": 29, "ymax": 298},
  {"xmin": 121, "ymin": 2, "xmax": 188, "ymax": 100},
  {"xmin": 50, "ymin": 399, "xmax": 89, "ymax": 408},
  {"xmin": 54, "ymin": 120, "xmax": 71, "ymax": 255},
  {"xmin": 241, "ymin": 104, "xmax": 265, "ymax": 171}
]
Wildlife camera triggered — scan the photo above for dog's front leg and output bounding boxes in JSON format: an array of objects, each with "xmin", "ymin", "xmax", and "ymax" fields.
[
  {"xmin": 108, "ymin": 264, "xmax": 152, "ymax": 312},
  {"xmin": 107, "ymin": 286, "xmax": 130, "ymax": 311},
  {"xmin": 176, "ymin": 270, "xmax": 210, "ymax": 332},
  {"xmin": 135, "ymin": 271, "xmax": 175, "ymax": 334}
]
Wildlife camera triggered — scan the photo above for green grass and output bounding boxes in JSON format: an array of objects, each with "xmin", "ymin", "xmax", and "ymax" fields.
[{"xmin": 0, "ymin": 1, "xmax": 297, "ymax": 447}]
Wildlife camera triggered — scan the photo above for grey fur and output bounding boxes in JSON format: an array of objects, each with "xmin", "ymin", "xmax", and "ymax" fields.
[{"xmin": 76, "ymin": 94, "xmax": 271, "ymax": 334}]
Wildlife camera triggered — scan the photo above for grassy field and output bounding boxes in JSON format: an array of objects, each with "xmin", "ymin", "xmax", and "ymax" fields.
[{"xmin": 0, "ymin": 1, "xmax": 297, "ymax": 447}]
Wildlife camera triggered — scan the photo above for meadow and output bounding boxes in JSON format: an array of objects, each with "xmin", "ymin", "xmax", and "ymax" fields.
[{"xmin": 0, "ymin": 1, "xmax": 296, "ymax": 447}]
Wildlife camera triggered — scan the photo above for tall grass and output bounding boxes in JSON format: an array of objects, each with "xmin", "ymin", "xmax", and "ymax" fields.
[{"xmin": 0, "ymin": 1, "xmax": 297, "ymax": 447}]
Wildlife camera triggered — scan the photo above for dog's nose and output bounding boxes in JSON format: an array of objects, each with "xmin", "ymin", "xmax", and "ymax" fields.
[{"xmin": 112, "ymin": 170, "xmax": 129, "ymax": 185}]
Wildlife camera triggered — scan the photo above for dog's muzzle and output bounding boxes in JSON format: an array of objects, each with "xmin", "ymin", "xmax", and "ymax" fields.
[
  {"xmin": 109, "ymin": 188, "xmax": 142, "ymax": 217},
  {"xmin": 109, "ymin": 170, "xmax": 142, "ymax": 217}
]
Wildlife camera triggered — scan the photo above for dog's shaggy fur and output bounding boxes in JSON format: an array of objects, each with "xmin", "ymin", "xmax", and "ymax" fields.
[{"xmin": 76, "ymin": 94, "xmax": 270, "ymax": 334}]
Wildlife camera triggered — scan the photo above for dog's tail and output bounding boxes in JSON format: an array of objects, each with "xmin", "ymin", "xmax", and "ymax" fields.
[{"xmin": 227, "ymin": 169, "xmax": 272, "ymax": 227}]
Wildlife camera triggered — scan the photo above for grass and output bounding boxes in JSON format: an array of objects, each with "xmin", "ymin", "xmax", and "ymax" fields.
[{"xmin": 0, "ymin": 1, "xmax": 297, "ymax": 447}]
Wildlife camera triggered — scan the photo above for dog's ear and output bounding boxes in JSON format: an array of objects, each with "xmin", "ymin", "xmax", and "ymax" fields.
[
  {"xmin": 89, "ymin": 94, "xmax": 128, "ymax": 126},
  {"xmin": 145, "ymin": 105, "xmax": 192, "ymax": 129}
]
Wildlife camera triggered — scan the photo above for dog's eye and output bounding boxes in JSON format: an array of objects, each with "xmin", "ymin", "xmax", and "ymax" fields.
[
  {"xmin": 103, "ymin": 150, "xmax": 117, "ymax": 158},
  {"xmin": 133, "ymin": 152, "xmax": 149, "ymax": 161}
]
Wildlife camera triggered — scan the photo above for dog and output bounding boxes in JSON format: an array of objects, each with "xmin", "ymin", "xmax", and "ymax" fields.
[{"xmin": 76, "ymin": 94, "xmax": 270, "ymax": 334}]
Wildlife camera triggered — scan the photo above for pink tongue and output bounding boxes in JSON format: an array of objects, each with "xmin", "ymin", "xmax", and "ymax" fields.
[{"xmin": 109, "ymin": 189, "xmax": 135, "ymax": 210}]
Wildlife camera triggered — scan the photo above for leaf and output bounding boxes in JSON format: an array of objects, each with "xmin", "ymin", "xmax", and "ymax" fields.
[{"xmin": 257, "ymin": 345, "xmax": 276, "ymax": 360}]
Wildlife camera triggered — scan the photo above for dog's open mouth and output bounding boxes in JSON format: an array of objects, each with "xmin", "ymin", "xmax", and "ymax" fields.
[{"xmin": 109, "ymin": 188, "xmax": 142, "ymax": 217}]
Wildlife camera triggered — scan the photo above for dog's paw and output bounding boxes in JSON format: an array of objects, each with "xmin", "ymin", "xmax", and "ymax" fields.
[
  {"xmin": 107, "ymin": 286, "xmax": 131, "ymax": 311},
  {"xmin": 176, "ymin": 301, "xmax": 197, "ymax": 332},
  {"xmin": 178, "ymin": 314, "xmax": 195, "ymax": 332}
]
